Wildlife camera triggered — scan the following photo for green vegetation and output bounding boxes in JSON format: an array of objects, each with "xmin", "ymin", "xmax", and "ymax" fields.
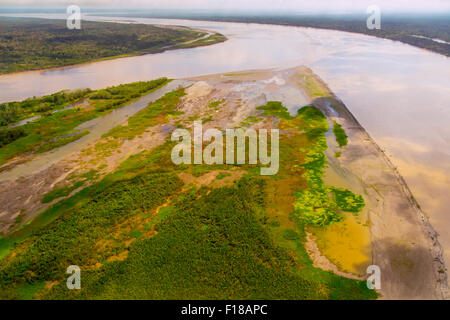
[
  {"xmin": 282, "ymin": 229, "xmax": 301, "ymax": 241},
  {"xmin": 0, "ymin": 237, "xmax": 14, "ymax": 261},
  {"xmin": 0, "ymin": 17, "xmax": 227, "ymax": 74},
  {"xmin": 176, "ymin": 33, "xmax": 227, "ymax": 49},
  {"xmin": 129, "ymin": 230, "xmax": 144, "ymax": 239},
  {"xmin": 216, "ymin": 172, "xmax": 232, "ymax": 180},
  {"xmin": 257, "ymin": 103, "xmax": 364, "ymax": 227},
  {"xmin": 257, "ymin": 101, "xmax": 293, "ymax": 119},
  {"xmin": 208, "ymin": 99, "xmax": 225, "ymax": 109},
  {"xmin": 16, "ymin": 281, "xmax": 45, "ymax": 300},
  {"xmin": 105, "ymin": 88, "xmax": 186, "ymax": 140},
  {"xmin": 0, "ymin": 107, "xmax": 93, "ymax": 166},
  {"xmin": 292, "ymin": 107, "xmax": 341, "ymax": 226},
  {"xmin": 0, "ymin": 127, "xmax": 26, "ymax": 147},
  {"xmin": 0, "ymin": 169, "xmax": 183, "ymax": 299},
  {"xmin": 0, "ymin": 90, "xmax": 374, "ymax": 300},
  {"xmin": 89, "ymin": 78, "xmax": 170, "ymax": 112},
  {"xmin": 240, "ymin": 116, "xmax": 263, "ymax": 127},
  {"xmin": 0, "ymin": 78, "xmax": 169, "ymax": 165},
  {"xmin": 330, "ymin": 187, "xmax": 365, "ymax": 213},
  {"xmin": 333, "ymin": 121, "xmax": 348, "ymax": 147},
  {"xmin": 156, "ymin": 206, "xmax": 176, "ymax": 222},
  {"xmin": 36, "ymin": 131, "xmax": 89, "ymax": 153},
  {"xmin": 303, "ymin": 75, "xmax": 330, "ymax": 98},
  {"xmin": 41, "ymin": 176, "xmax": 372, "ymax": 299},
  {"xmin": 296, "ymin": 105, "xmax": 329, "ymax": 140},
  {"xmin": 0, "ymin": 89, "xmax": 91, "ymax": 127}
]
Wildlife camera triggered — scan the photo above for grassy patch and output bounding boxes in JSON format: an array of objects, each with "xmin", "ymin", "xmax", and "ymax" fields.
[
  {"xmin": 216, "ymin": 172, "xmax": 232, "ymax": 180},
  {"xmin": 208, "ymin": 99, "xmax": 225, "ymax": 109},
  {"xmin": 176, "ymin": 33, "xmax": 227, "ymax": 49},
  {"xmin": 36, "ymin": 130, "xmax": 89, "ymax": 153},
  {"xmin": 255, "ymin": 102, "xmax": 365, "ymax": 228},
  {"xmin": 40, "ymin": 177, "xmax": 375, "ymax": 300},
  {"xmin": 333, "ymin": 121, "xmax": 348, "ymax": 147},
  {"xmin": 0, "ymin": 238, "xmax": 14, "ymax": 261},
  {"xmin": 0, "ymin": 127, "xmax": 27, "ymax": 147},
  {"xmin": 292, "ymin": 106, "xmax": 363, "ymax": 226},
  {"xmin": 105, "ymin": 88, "xmax": 186, "ymax": 140},
  {"xmin": 0, "ymin": 79, "xmax": 169, "ymax": 165},
  {"xmin": 300, "ymin": 71, "xmax": 330, "ymax": 98},
  {"xmin": 0, "ymin": 171, "xmax": 183, "ymax": 298},
  {"xmin": 202, "ymin": 116, "xmax": 213, "ymax": 123},
  {"xmin": 17, "ymin": 281, "xmax": 45, "ymax": 300},
  {"xmin": 257, "ymin": 101, "xmax": 293, "ymax": 119},
  {"xmin": 0, "ymin": 96, "xmax": 374, "ymax": 300},
  {"xmin": 88, "ymin": 78, "xmax": 170, "ymax": 113},
  {"xmin": 330, "ymin": 187, "xmax": 365, "ymax": 213},
  {"xmin": 129, "ymin": 230, "xmax": 144, "ymax": 239},
  {"xmin": 0, "ymin": 18, "xmax": 225, "ymax": 75},
  {"xmin": 240, "ymin": 116, "xmax": 262, "ymax": 127}
]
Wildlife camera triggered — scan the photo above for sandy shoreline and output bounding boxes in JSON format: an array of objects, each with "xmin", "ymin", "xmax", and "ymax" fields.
[
  {"xmin": 0, "ymin": 22, "xmax": 225, "ymax": 80},
  {"xmin": 301, "ymin": 67, "xmax": 449, "ymax": 299}
]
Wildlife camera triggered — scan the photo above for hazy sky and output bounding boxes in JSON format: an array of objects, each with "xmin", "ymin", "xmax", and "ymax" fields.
[{"xmin": 1, "ymin": 0, "xmax": 449, "ymax": 14}]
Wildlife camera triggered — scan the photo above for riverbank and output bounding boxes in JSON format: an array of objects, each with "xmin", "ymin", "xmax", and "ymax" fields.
[
  {"xmin": 0, "ymin": 17, "xmax": 227, "ymax": 76},
  {"xmin": 298, "ymin": 66, "xmax": 449, "ymax": 299}
]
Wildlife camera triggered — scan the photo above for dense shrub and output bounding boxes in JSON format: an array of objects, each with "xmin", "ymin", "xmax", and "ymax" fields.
[
  {"xmin": 0, "ymin": 18, "xmax": 223, "ymax": 74},
  {"xmin": 0, "ymin": 127, "xmax": 26, "ymax": 147}
]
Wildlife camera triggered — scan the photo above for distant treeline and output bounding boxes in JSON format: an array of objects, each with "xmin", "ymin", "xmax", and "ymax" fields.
[
  {"xmin": 0, "ymin": 17, "xmax": 225, "ymax": 74},
  {"xmin": 102, "ymin": 12, "xmax": 450, "ymax": 56}
]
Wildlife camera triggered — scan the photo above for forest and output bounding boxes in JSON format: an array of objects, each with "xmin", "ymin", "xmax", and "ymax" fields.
[{"xmin": 0, "ymin": 17, "xmax": 226, "ymax": 74}]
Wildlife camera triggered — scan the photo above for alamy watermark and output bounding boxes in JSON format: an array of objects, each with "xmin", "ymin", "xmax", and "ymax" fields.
[
  {"xmin": 171, "ymin": 121, "xmax": 279, "ymax": 176},
  {"xmin": 66, "ymin": 5, "xmax": 81, "ymax": 30},
  {"xmin": 366, "ymin": 5, "xmax": 381, "ymax": 30}
]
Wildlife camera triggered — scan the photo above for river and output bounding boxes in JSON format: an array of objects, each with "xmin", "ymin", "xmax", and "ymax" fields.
[{"xmin": 0, "ymin": 12, "xmax": 449, "ymax": 268}]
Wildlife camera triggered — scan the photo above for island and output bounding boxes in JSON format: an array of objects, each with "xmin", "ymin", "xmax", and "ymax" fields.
[{"xmin": 0, "ymin": 66, "xmax": 446, "ymax": 300}]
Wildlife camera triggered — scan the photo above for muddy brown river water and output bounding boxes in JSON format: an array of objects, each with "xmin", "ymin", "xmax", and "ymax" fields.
[{"xmin": 0, "ymin": 13, "xmax": 449, "ymax": 274}]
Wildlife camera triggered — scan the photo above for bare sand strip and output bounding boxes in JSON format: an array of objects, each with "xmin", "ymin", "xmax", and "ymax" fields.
[{"xmin": 301, "ymin": 67, "xmax": 449, "ymax": 299}]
